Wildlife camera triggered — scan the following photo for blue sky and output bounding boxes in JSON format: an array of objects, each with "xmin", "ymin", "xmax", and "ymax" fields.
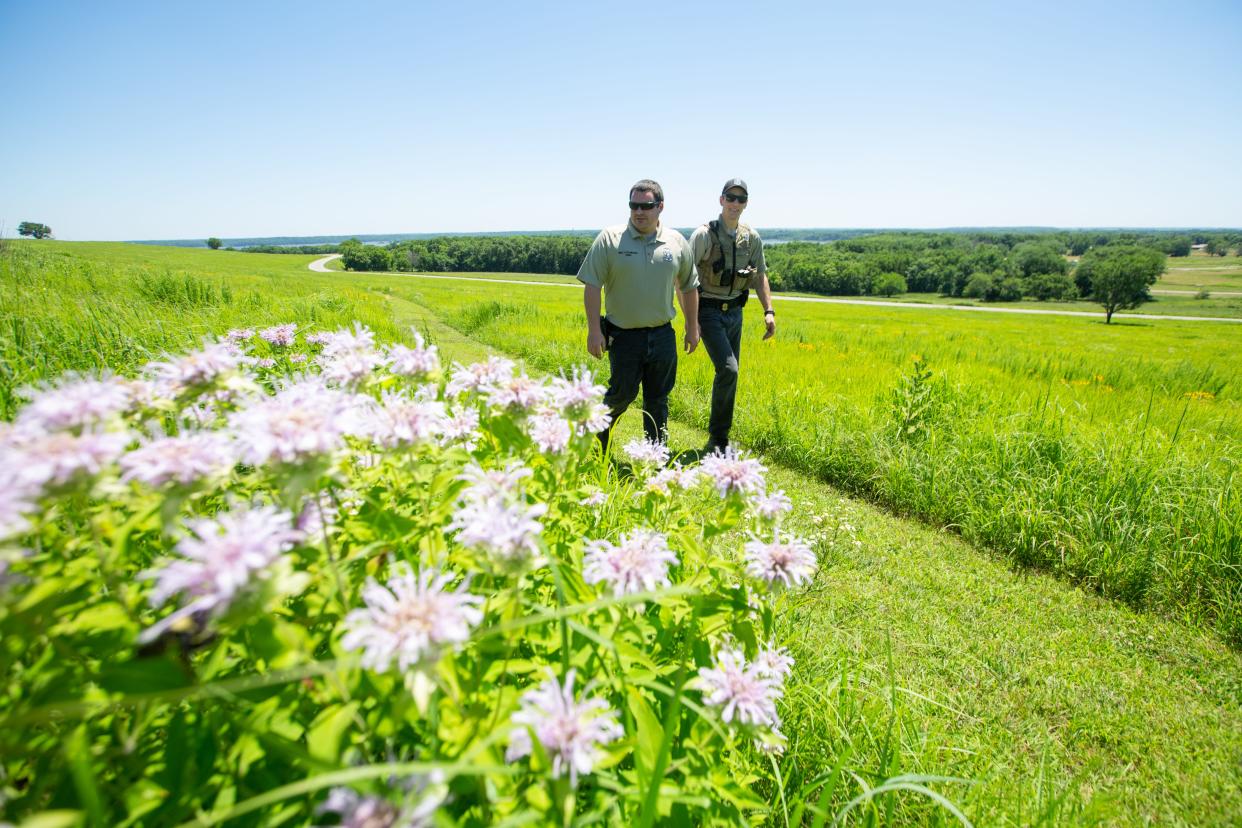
[{"xmin": 2, "ymin": 0, "xmax": 1239, "ymax": 239}]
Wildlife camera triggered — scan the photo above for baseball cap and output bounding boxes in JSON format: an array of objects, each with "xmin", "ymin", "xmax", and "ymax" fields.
[{"xmin": 721, "ymin": 178, "xmax": 749, "ymax": 195}]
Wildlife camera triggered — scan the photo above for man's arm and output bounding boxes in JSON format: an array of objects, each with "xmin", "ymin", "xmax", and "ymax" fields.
[
  {"xmin": 577, "ymin": 231, "xmax": 610, "ymax": 359},
  {"xmin": 688, "ymin": 226, "xmax": 710, "ymax": 285},
  {"xmin": 755, "ymin": 272, "xmax": 776, "ymax": 340},
  {"xmin": 584, "ymin": 285, "xmax": 605, "ymax": 358},
  {"xmin": 752, "ymin": 236, "xmax": 775, "ymax": 340},
  {"xmin": 678, "ymin": 288, "xmax": 699, "ymax": 354},
  {"xmin": 677, "ymin": 237, "xmax": 701, "ymax": 354}
]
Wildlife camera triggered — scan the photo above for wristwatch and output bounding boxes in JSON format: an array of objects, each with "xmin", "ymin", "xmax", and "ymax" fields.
[{"xmin": 764, "ymin": 309, "xmax": 775, "ymax": 316}]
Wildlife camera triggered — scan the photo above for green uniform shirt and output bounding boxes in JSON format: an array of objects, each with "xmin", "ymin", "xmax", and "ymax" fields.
[
  {"xmin": 577, "ymin": 222, "xmax": 698, "ymax": 329},
  {"xmin": 689, "ymin": 218, "xmax": 767, "ymax": 301}
]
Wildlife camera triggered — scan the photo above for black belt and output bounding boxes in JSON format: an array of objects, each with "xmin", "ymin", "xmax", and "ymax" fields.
[
  {"xmin": 602, "ymin": 317, "xmax": 671, "ymax": 333},
  {"xmin": 700, "ymin": 294, "xmax": 747, "ymax": 311}
]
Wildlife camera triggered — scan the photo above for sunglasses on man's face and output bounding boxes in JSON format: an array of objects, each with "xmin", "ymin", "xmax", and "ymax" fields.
[
  {"xmin": 723, "ymin": 193, "xmax": 748, "ymax": 203},
  {"xmin": 629, "ymin": 201, "xmax": 660, "ymax": 211}
]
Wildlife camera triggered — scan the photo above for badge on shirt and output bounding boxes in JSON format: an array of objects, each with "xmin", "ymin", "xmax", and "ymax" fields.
[{"xmin": 662, "ymin": 250, "xmax": 674, "ymax": 263}]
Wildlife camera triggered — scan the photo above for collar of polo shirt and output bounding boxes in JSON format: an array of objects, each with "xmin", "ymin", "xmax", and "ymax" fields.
[{"xmin": 627, "ymin": 221, "xmax": 659, "ymax": 240}]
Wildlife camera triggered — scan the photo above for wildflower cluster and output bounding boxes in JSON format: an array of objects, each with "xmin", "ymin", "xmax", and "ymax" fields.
[{"xmin": 0, "ymin": 321, "xmax": 822, "ymax": 825}]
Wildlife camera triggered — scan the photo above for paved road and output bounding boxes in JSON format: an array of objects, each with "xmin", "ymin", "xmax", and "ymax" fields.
[
  {"xmin": 311, "ymin": 263, "xmax": 1242, "ymax": 324},
  {"xmin": 309, "ymin": 254, "xmax": 342, "ymax": 272}
]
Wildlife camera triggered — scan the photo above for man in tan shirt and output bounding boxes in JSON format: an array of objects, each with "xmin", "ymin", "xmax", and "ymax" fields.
[
  {"xmin": 577, "ymin": 179, "xmax": 699, "ymax": 451},
  {"xmin": 688, "ymin": 178, "xmax": 776, "ymax": 455}
]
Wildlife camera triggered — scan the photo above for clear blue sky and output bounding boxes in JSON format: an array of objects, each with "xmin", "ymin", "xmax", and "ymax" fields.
[{"xmin": 2, "ymin": 0, "xmax": 1239, "ymax": 240}]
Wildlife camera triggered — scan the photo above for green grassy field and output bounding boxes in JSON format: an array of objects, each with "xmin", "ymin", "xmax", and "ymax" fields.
[
  {"xmin": 3, "ymin": 240, "xmax": 1241, "ymax": 825},
  {"xmin": 1157, "ymin": 252, "xmax": 1242, "ymax": 290},
  {"xmin": 393, "ymin": 275, "xmax": 1242, "ymax": 644},
  {"xmin": 835, "ymin": 290, "xmax": 1242, "ymax": 319}
]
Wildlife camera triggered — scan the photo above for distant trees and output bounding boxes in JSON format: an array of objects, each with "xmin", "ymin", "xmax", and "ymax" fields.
[
  {"xmin": 390, "ymin": 235, "xmax": 593, "ymax": 275},
  {"xmin": 18, "ymin": 222, "xmax": 52, "ymax": 239},
  {"xmin": 240, "ymin": 244, "xmax": 341, "ymax": 255},
  {"xmin": 962, "ymin": 273, "xmax": 995, "ymax": 300},
  {"xmin": 334, "ymin": 235, "xmax": 595, "ymax": 275},
  {"xmin": 1026, "ymin": 270, "xmax": 1078, "ymax": 300},
  {"xmin": 873, "ymin": 272, "xmax": 907, "ymax": 296},
  {"xmin": 1066, "ymin": 233, "xmax": 1094, "ymax": 256},
  {"xmin": 339, "ymin": 238, "xmax": 393, "ymax": 272},
  {"xmin": 963, "ymin": 273, "xmax": 1023, "ymax": 301},
  {"xmin": 1009, "ymin": 242, "xmax": 1067, "ymax": 280},
  {"xmin": 1161, "ymin": 236, "xmax": 1192, "ymax": 257},
  {"xmin": 1075, "ymin": 246, "xmax": 1165, "ymax": 323},
  {"xmin": 206, "ymin": 237, "xmax": 222, "ymax": 249}
]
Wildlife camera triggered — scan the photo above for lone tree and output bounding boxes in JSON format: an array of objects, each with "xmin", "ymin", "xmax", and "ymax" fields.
[
  {"xmin": 206, "ymin": 237, "xmax": 222, "ymax": 249},
  {"xmin": 1075, "ymin": 245, "xmax": 1165, "ymax": 323},
  {"xmin": 18, "ymin": 221, "xmax": 52, "ymax": 239}
]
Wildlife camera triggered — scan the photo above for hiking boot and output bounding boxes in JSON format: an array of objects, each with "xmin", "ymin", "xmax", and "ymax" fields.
[{"xmin": 702, "ymin": 439, "xmax": 728, "ymax": 456}]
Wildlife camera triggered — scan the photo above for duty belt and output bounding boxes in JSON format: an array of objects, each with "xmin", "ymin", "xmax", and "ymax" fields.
[{"xmin": 699, "ymin": 294, "xmax": 747, "ymax": 311}]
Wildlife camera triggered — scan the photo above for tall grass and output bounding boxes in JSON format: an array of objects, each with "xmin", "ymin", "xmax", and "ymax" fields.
[
  {"xmin": 411, "ymin": 279, "xmax": 1242, "ymax": 645},
  {"xmin": 0, "ymin": 244, "xmax": 400, "ymax": 417}
]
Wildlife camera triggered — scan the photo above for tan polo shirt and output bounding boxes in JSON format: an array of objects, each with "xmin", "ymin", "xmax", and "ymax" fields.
[
  {"xmin": 689, "ymin": 218, "xmax": 767, "ymax": 301},
  {"xmin": 577, "ymin": 222, "xmax": 698, "ymax": 329}
]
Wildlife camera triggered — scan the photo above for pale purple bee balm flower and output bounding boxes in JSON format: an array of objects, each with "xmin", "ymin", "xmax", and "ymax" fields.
[
  {"xmin": 583, "ymin": 529, "xmax": 678, "ymax": 598},
  {"xmin": 744, "ymin": 535, "xmax": 817, "ymax": 589},
  {"xmin": 506, "ymin": 669, "xmax": 623, "ymax": 786},
  {"xmin": 140, "ymin": 503, "xmax": 302, "ymax": 643},
  {"xmin": 340, "ymin": 564, "xmax": 483, "ymax": 673}
]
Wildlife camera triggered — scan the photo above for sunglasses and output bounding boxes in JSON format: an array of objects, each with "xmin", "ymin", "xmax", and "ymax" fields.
[
  {"xmin": 629, "ymin": 200, "xmax": 660, "ymax": 211},
  {"xmin": 723, "ymin": 193, "xmax": 748, "ymax": 203}
]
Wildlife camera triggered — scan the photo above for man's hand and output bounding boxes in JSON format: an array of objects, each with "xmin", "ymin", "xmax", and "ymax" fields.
[
  {"xmin": 587, "ymin": 329, "xmax": 606, "ymax": 359},
  {"xmin": 762, "ymin": 314, "xmax": 776, "ymax": 341},
  {"xmin": 684, "ymin": 323, "xmax": 700, "ymax": 354}
]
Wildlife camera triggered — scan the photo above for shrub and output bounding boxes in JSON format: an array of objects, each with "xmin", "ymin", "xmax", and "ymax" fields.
[
  {"xmin": 997, "ymin": 277, "xmax": 1024, "ymax": 302},
  {"xmin": 1026, "ymin": 271, "xmax": 1079, "ymax": 301},
  {"xmin": 962, "ymin": 272, "xmax": 995, "ymax": 300},
  {"xmin": 873, "ymin": 272, "xmax": 908, "ymax": 297}
]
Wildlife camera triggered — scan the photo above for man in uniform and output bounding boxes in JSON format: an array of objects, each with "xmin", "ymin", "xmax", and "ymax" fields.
[
  {"xmin": 688, "ymin": 178, "xmax": 776, "ymax": 455},
  {"xmin": 578, "ymin": 178, "xmax": 700, "ymax": 451}
]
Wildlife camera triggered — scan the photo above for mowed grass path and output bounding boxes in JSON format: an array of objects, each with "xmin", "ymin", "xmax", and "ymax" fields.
[{"xmin": 3, "ymin": 241, "xmax": 1240, "ymax": 824}]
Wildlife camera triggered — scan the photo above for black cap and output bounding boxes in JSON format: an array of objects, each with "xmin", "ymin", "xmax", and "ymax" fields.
[{"xmin": 721, "ymin": 178, "xmax": 748, "ymax": 195}]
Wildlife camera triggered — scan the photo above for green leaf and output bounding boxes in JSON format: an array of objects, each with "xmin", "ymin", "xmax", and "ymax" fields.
[
  {"xmin": 627, "ymin": 688, "xmax": 661, "ymax": 785},
  {"xmin": 98, "ymin": 654, "xmax": 192, "ymax": 695},
  {"xmin": 51, "ymin": 601, "xmax": 136, "ymax": 637},
  {"xmin": 733, "ymin": 618, "xmax": 759, "ymax": 654},
  {"xmin": 157, "ymin": 710, "xmax": 189, "ymax": 790},
  {"xmin": 119, "ymin": 779, "xmax": 167, "ymax": 827},
  {"xmin": 307, "ymin": 702, "xmax": 359, "ymax": 764},
  {"xmin": 18, "ymin": 812, "xmax": 83, "ymax": 828},
  {"xmin": 65, "ymin": 726, "xmax": 104, "ymax": 826}
]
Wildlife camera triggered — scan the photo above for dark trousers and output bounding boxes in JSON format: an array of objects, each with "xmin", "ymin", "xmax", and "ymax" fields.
[
  {"xmin": 699, "ymin": 304, "xmax": 744, "ymax": 445},
  {"xmin": 598, "ymin": 323, "xmax": 677, "ymax": 450}
]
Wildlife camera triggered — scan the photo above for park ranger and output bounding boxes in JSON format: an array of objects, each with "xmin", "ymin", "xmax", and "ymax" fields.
[
  {"xmin": 688, "ymin": 178, "xmax": 776, "ymax": 455},
  {"xmin": 578, "ymin": 178, "xmax": 700, "ymax": 452}
]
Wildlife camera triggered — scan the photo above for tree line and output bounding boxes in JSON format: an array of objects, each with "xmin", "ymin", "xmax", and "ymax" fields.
[
  {"xmin": 339, "ymin": 235, "xmax": 593, "ymax": 275},
  {"xmin": 763, "ymin": 229, "xmax": 1239, "ymax": 302},
  {"xmin": 327, "ymin": 228, "xmax": 1236, "ymax": 322}
]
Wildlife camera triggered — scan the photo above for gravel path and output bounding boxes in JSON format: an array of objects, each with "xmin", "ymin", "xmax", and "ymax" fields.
[{"xmin": 308, "ymin": 254, "xmax": 342, "ymax": 272}]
